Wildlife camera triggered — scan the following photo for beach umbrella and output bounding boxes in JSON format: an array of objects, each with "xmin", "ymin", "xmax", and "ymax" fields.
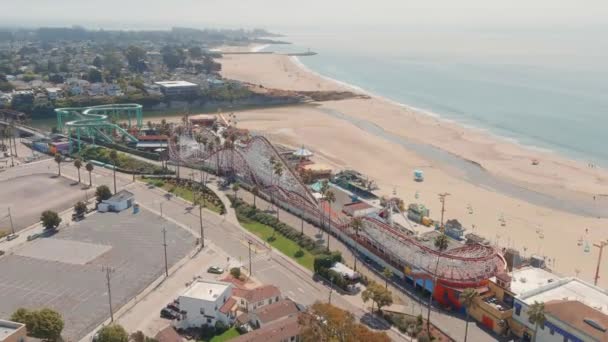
[{"xmin": 293, "ymin": 145, "xmax": 313, "ymax": 158}]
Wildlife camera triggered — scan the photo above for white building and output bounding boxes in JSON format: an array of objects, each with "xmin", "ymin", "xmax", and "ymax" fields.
[
  {"xmin": 98, "ymin": 190, "xmax": 135, "ymax": 213},
  {"xmin": 45, "ymin": 87, "xmax": 62, "ymax": 100},
  {"xmin": 513, "ymin": 277, "xmax": 608, "ymax": 342},
  {"xmin": 176, "ymin": 280, "xmax": 237, "ymax": 328},
  {"xmin": 155, "ymin": 81, "xmax": 199, "ymax": 96}
]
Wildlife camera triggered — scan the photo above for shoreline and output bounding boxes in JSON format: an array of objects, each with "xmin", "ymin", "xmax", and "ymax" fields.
[
  {"xmin": 217, "ymin": 50, "xmax": 608, "ymax": 287},
  {"xmin": 289, "ymin": 54, "xmax": 590, "ymax": 167}
]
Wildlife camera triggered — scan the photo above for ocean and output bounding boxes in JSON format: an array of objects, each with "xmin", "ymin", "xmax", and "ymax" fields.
[{"xmin": 268, "ymin": 28, "xmax": 608, "ymax": 165}]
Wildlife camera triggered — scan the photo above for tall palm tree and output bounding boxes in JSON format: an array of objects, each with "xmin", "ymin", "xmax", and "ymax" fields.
[
  {"xmin": 86, "ymin": 162, "xmax": 94, "ymax": 187},
  {"xmin": 324, "ymin": 190, "xmax": 336, "ymax": 251},
  {"xmin": 232, "ymin": 182, "xmax": 240, "ymax": 200},
  {"xmin": 74, "ymin": 158, "xmax": 82, "ymax": 183},
  {"xmin": 427, "ymin": 233, "xmax": 449, "ymax": 334},
  {"xmin": 351, "ymin": 217, "xmax": 363, "ymax": 237},
  {"xmin": 251, "ymin": 185, "xmax": 259, "ymax": 208},
  {"xmin": 109, "ymin": 149, "xmax": 118, "ymax": 194},
  {"xmin": 272, "ymin": 160, "xmax": 284, "ymax": 220},
  {"xmin": 528, "ymin": 301, "xmax": 546, "ymax": 342},
  {"xmin": 54, "ymin": 153, "xmax": 62, "ymax": 176},
  {"xmin": 460, "ymin": 288, "xmax": 479, "ymax": 342},
  {"xmin": 382, "ymin": 267, "xmax": 393, "ymax": 289}
]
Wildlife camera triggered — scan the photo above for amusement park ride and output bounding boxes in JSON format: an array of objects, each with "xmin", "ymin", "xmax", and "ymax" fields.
[
  {"xmin": 53, "ymin": 103, "xmax": 505, "ymax": 309},
  {"xmin": 55, "ymin": 104, "xmax": 143, "ymax": 153},
  {"xmin": 167, "ymin": 119, "xmax": 506, "ymax": 309}
]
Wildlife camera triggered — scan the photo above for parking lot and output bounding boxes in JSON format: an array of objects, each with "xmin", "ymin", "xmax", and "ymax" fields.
[
  {"xmin": 0, "ymin": 208, "xmax": 195, "ymax": 341},
  {"xmin": 0, "ymin": 173, "xmax": 85, "ymax": 233}
]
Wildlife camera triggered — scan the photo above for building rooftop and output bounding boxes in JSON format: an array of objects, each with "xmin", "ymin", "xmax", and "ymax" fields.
[
  {"xmin": 255, "ymin": 299, "xmax": 301, "ymax": 325},
  {"xmin": 545, "ymin": 300, "xmax": 608, "ymax": 341},
  {"xmin": 0, "ymin": 320, "xmax": 25, "ymax": 342},
  {"xmin": 230, "ymin": 315, "xmax": 300, "ymax": 342},
  {"xmin": 233, "ymin": 285, "xmax": 281, "ymax": 303},
  {"xmin": 155, "ymin": 81, "xmax": 198, "ymax": 88},
  {"xmin": 519, "ymin": 277, "xmax": 608, "ymax": 315},
  {"xmin": 108, "ymin": 190, "xmax": 134, "ymax": 202},
  {"xmin": 492, "ymin": 266, "xmax": 560, "ymax": 296},
  {"xmin": 181, "ymin": 280, "xmax": 232, "ymax": 302}
]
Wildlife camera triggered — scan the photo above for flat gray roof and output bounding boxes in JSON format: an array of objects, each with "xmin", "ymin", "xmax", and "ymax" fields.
[
  {"xmin": 0, "ymin": 320, "xmax": 24, "ymax": 341},
  {"xmin": 154, "ymin": 81, "xmax": 198, "ymax": 88}
]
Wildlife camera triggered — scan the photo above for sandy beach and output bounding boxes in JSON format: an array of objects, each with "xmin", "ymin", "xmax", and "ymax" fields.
[{"xmin": 206, "ymin": 50, "xmax": 608, "ymax": 287}]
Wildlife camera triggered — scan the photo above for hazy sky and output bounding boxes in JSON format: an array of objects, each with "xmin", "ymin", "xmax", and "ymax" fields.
[{"xmin": 2, "ymin": 0, "xmax": 608, "ymax": 31}]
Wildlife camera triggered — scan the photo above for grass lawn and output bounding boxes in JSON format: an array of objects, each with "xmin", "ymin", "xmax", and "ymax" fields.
[
  {"xmin": 143, "ymin": 178, "xmax": 224, "ymax": 214},
  {"xmin": 240, "ymin": 218, "xmax": 315, "ymax": 271},
  {"xmin": 207, "ymin": 327, "xmax": 240, "ymax": 342}
]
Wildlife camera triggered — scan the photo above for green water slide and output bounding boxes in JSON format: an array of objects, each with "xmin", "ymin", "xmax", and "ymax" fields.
[{"xmin": 55, "ymin": 104, "xmax": 143, "ymax": 153}]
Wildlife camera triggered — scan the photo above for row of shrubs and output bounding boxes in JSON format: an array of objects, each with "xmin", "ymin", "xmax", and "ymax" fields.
[
  {"xmin": 230, "ymin": 197, "xmax": 333, "ymax": 256},
  {"xmin": 170, "ymin": 178, "xmax": 226, "ymax": 215}
]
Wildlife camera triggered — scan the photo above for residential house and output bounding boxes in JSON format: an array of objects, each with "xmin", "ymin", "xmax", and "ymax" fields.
[
  {"xmin": 231, "ymin": 315, "xmax": 301, "ymax": 342},
  {"xmin": 233, "ymin": 285, "xmax": 282, "ymax": 312},
  {"xmin": 236, "ymin": 299, "xmax": 301, "ymax": 331},
  {"xmin": 45, "ymin": 87, "xmax": 62, "ymax": 100}
]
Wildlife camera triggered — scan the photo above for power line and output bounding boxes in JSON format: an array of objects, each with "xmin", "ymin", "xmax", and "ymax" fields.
[{"xmin": 102, "ymin": 266, "xmax": 115, "ymax": 322}]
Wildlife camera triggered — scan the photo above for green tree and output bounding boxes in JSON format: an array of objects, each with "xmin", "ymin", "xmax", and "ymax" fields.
[
  {"xmin": 361, "ymin": 281, "xmax": 393, "ymax": 314},
  {"xmin": 97, "ymin": 324, "xmax": 128, "ymax": 342},
  {"xmin": 460, "ymin": 288, "xmax": 479, "ymax": 342},
  {"xmin": 40, "ymin": 210, "xmax": 61, "ymax": 230},
  {"xmin": 74, "ymin": 201, "xmax": 87, "ymax": 216},
  {"xmin": 11, "ymin": 308, "xmax": 64, "ymax": 341},
  {"xmin": 92, "ymin": 55, "xmax": 103, "ymax": 69},
  {"xmin": 426, "ymin": 233, "xmax": 449, "ymax": 334},
  {"xmin": 528, "ymin": 301, "xmax": 546, "ymax": 342},
  {"xmin": 188, "ymin": 46, "xmax": 203, "ymax": 59},
  {"xmin": 95, "ymin": 185, "xmax": 112, "ymax": 203},
  {"xmin": 350, "ymin": 217, "xmax": 363, "ymax": 237},
  {"xmin": 382, "ymin": 267, "xmax": 393, "ymax": 289},
  {"xmin": 10, "ymin": 308, "xmax": 33, "ymax": 331},
  {"xmin": 124, "ymin": 45, "xmax": 147, "ymax": 72},
  {"xmin": 86, "ymin": 162, "xmax": 94, "ymax": 187},
  {"xmin": 54, "ymin": 153, "xmax": 62, "ymax": 176},
  {"xmin": 32, "ymin": 308, "xmax": 64, "ymax": 341},
  {"xmin": 232, "ymin": 182, "xmax": 240, "ymax": 200},
  {"xmin": 130, "ymin": 331, "xmax": 158, "ymax": 342},
  {"xmin": 74, "ymin": 158, "xmax": 82, "ymax": 183},
  {"xmin": 88, "ymin": 68, "xmax": 103, "ymax": 83},
  {"xmin": 230, "ymin": 267, "xmax": 241, "ymax": 279}
]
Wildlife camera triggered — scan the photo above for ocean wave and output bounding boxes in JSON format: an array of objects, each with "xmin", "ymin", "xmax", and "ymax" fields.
[{"xmin": 289, "ymin": 55, "xmax": 562, "ymax": 158}]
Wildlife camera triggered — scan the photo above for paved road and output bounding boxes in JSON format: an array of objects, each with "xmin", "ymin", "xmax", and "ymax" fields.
[{"xmin": 0, "ymin": 154, "xmax": 409, "ymax": 341}]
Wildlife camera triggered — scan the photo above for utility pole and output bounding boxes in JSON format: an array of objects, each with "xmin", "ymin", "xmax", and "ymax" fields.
[
  {"xmin": 438, "ymin": 193, "xmax": 450, "ymax": 231},
  {"xmin": 102, "ymin": 266, "xmax": 115, "ymax": 322},
  {"xmin": 199, "ymin": 204, "xmax": 205, "ymax": 249},
  {"xmin": 248, "ymin": 240, "xmax": 253, "ymax": 278},
  {"xmin": 594, "ymin": 241, "xmax": 608, "ymax": 285},
  {"xmin": 8, "ymin": 207, "xmax": 15, "ymax": 235},
  {"xmin": 328, "ymin": 276, "xmax": 334, "ymax": 304},
  {"xmin": 162, "ymin": 227, "xmax": 168, "ymax": 277}
]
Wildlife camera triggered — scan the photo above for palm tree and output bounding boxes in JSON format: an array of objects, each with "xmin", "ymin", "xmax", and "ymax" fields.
[
  {"xmin": 251, "ymin": 185, "xmax": 259, "ymax": 208},
  {"xmin": 232, "ymin": 182, "xmax": 240, "ymax": 200},
  {"xmin": 86, "ymin": 162, "xmax": 94, "ymax": 187},
  {"xmin": 54, "ymin": 153, "xmax": 62, "ymax": 176},
  {"xmin": 324, "ymin": 190, "xmax": 336, "ymax": 251},
  {"xmin": 272, "ymin": 160, "xmax": 284, "ymax": 220},
  {"xmin": 351, "ymin": 217, "xmax": 363, "ymax": 237},
  {"xmin": 382, "ymin": 267, "xmax": 393, "ymax": 289},
  {"xmin": 528, "ymin": 301, "xmax": 546, "ymax": 342},
  {"xmin": 427, "ymin": 233, "xmax": 449, "ymax": 335},
  {"xmin": 74, "ymin": 158, "xmax": 82, "ymax": 183},
  {"xmin": 460, "ymin": 288, "xmax": 479, "ymax": 342},
  {"xmin": 109, "ymin": 149, "xmax": 118, "ymax": 194}
]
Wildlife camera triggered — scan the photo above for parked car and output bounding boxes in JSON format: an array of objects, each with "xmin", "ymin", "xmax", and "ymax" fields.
[
  {"xmin": 207, "ymin": 266, "xmax": 224, "ymax": 274},
  {"xmin": 160, "ymin": 308, "xmax": 177, "ymax": 319},
  {"xmin": 167, "ymin": 302, "xmax": 179, "ymax": 312},
  {"xmin": 6, "ymin": 234, "xmax": 18, "ymax": 241}
]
